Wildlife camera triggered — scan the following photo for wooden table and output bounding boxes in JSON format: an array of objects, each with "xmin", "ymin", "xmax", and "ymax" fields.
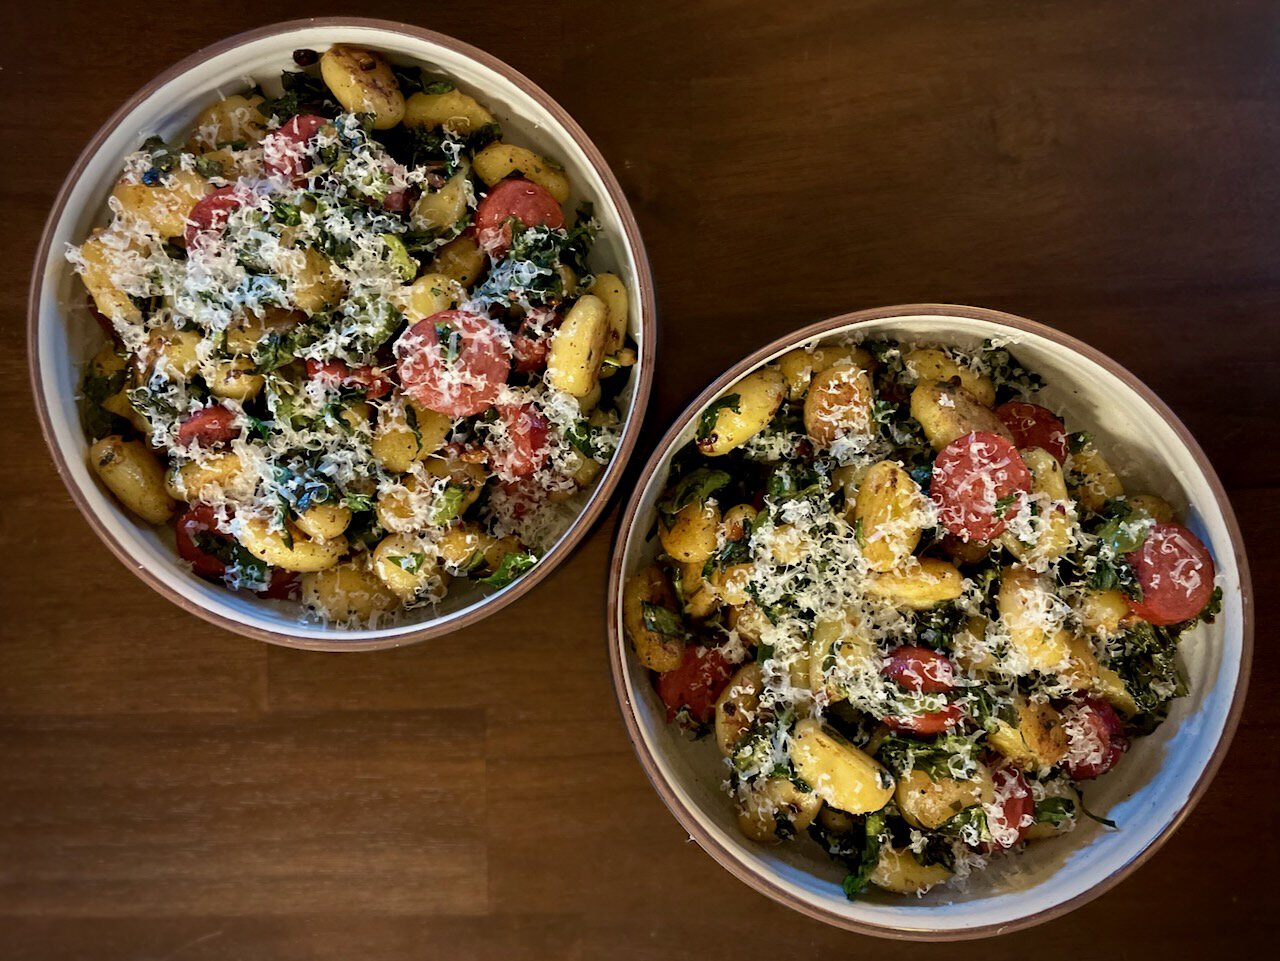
[{"xmin": 2, "ymin": 1, "xmax": 1276, "ymax": 956}]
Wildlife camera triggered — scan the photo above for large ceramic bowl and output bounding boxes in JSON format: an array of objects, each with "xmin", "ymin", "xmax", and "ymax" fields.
[
  {"xmin": 29, "ymin": 18, "xmax": 654, "ymax": 650},
  {"xmin": 607, "ymin": 304, "xmax": 1251, "ymax": 939}
]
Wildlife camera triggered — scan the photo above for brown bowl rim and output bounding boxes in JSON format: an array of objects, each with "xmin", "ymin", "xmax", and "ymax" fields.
[
  {"xmin": 605, "ymin": 303, "xmax": 1253, "ymax": 940},
  {"xmin": 27, "ymin": 17, "xmax": 656, "ymax": 651}
]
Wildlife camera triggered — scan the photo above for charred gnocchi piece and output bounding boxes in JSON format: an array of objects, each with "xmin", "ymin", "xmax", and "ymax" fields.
[
  {"xmin": 853, "ymin": 461, "xmax": 925, "ymax": 572},
  {"xmin": 790, "ymin": 719, "xmax": 895, "ymax": 814},
  {"xmin": 904, "ymin": 348, "xmax": 996, "ymax": 406},
  {"xmin": 319, "ymin": 45, "xmax": 405, "ymax": 128},
  {"xmin": 546, "ymin": 295, "xmax": 607, "ymax": 398},
  {"xmin": 89, "ymin": 436, "xmax": 175, "ymax": 523},
  {"xmin": 911, "ymin": 381, "xmax": 1010, "ymax": 450},
  {"xmin": 697, "ymin": 367, "xmax": 786, "ymax": 456},
  {"xmin": 736, "ymin": 777, "xmax": 822, "ymax": 843},
  {"xmin": 623, "ymin": 566, "xmax": 685, "ymax": 672},
  {"xmin": 895, "ymin": 768, "xmax": 991, "ymax": 830},
  {"xmin": 804, "ymin": 362, "xmax": 873, "ymax": 447},
  {"xmin": 870, "ymin": 846, "xmax": 952, "ymax": 894},
  {"xmin": 714, "ymin": 662, "xmax": 764, "ymax": 756}
]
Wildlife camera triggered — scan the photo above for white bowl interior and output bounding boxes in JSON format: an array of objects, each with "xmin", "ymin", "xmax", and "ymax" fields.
[
  {"xmin": 615, "ymin": 312, "xmax": 1245, "ymax": 935},
  {"xmin": 35, "ymin": 24, "xmax": 647, "ymax": 645}
]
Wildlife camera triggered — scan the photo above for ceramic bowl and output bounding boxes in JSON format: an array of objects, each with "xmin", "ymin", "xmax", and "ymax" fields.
[
  {"xmin": 607, "ymin": 304, "xmax": 1250, "ymax": 939},
  {"xmin": 29, "ymin": 18, "xmax": 654, "ymax": 650}
]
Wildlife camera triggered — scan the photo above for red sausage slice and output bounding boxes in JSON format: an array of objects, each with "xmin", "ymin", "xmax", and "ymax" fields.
[
  {"xmin": 175, "ymin": 504, "xmax": 232, "ymax": 579},
  {"xmin": 475, "ymin": 179, "xmax": 565, "ymax": 258},
  {"xmin": 511, "ymin": 308, "xmax": 561, "ymax": 374},
  {"xmin": 176, "ymin": 406, "xmax": 240, "ymax": 448},
  {"xmin": 884, "ymin": 703, "xmax": 965, "ymax": 736},
  {"xmin": 1061, "ymin": 697, "xmax": 1129, "ymax": 780},
  {"xmin": 985, "ymin": 766, "xmax": 1035, "ymax": 848},
  {"xmin": 1125, "ymin": 522, "xmax": 1216, "ymax": 626},
  {"xmin": 930, "ymin": 432, "xmax": 1033, "ymax": 541},
  {"xmin": 995, "ymin": 401, "xmax": 1069, "ymax": 465},
  {"xmin": 176, "ymin": 504, "xmax": 295, "ymax": 597},
  {"xmin": 655, "ymin": 645, "xmax": 736, "ymax": 724},
  {"xmin": 257, "ymin": 569, "xmax": 300, "ymax": 600},
  {"xmin": 262, "ymin": 114, "xmax": 330, "ymax": 181},
  {"xmin": 882, "ymin": 645, "xmax": 956, "ymax": 693},
  {"xmin": 489, "ymin": 404, "xmax": 550, "ymax": 479},
  {"xmin": 394, "ymin": 310, "xmax": 511, "ymax": 417},
  {"xmin": 184, "ymin": 186, "xmax": 243, "ymax": 249},
  {"xmin": 384, "ymin": 187, "xmax": 414, "ymax": 215},
  {"xmin": 304, "ymin": 359, "xmax": 393, "ymax": 399}
]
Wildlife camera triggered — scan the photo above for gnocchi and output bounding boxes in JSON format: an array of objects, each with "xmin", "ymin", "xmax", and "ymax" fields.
[
  {"xmin": 404, "ymin": 88, "xmax": 495, "ymax": 133},
  {"xmin": 472, "ymin": 142, "xmax": 571, "ymax": 203},
  {"xmin": 696, "ymin": 367, "xmax": 786, "ymax": 456},
  {"xmin": 89, "ymin": 436, "xmax": 176, "ymax": 524},
  {"xmin": 319, "ymin": 45, "xmax": 405, "ymax": 128},
  {"xmin": 547, "ymin": 294, "xmax": 608, "ymax": 397}
]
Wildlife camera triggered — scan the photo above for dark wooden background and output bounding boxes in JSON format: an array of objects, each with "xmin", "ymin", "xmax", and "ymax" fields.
[{"xmin": 2, "ymin": 1, "xmax": 1276, "ymax": 957}]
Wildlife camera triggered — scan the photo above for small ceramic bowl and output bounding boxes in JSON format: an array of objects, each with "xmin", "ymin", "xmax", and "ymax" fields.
[
  {"xmin": 607, "ymin": 304, "xmax": 1251, "ymax": 939},
  {"xmin": 29, "ymin": 18, "xmax": 654, "ymax": 650}
]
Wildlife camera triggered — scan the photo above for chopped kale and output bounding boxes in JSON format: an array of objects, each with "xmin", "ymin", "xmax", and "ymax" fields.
[
  {"xmin": 479, "ymin": 550, "xmax": 538, "ymax": 589},
  {"xmin": 937, "ymin": 804, "xmax": 989, "ymax": 844},
  {"xmin": 393, "ymin": 64, "xmax": 428, "ymax": 96},
  {"xmin": 840, "ymin": 813, "xmax": 886, "ymax": 900},
  {"xmin": 1033, "ymin": 796, "xmax": 1076, "ymax": 827},
  {"xmin": 1104, "ymin": 619, "xmax": 1187, "ymax": 720},
  {"xmin": 764, "ymin": 461, "xmax": 826, "ymax": 504},
  {"xmin": 469, "ymin": 215, "xmax": 597, "ymax": 308},
  {"xmin": 877, "ymin": 733, "xmax": 981, "ymax": 780},
  {"xmin": 657, "ymin": 468, "xmax": 731, "ymax": 526},
  {"xmin": 696, "ymin": 394, "xmax": 741, "ymax": 444},
  {"xmin": 257, "ymin": 70, "xmax": 338, "ymax": 121},
  {"xmin": 565, "ymin": 421, "xmax": 611, "ymax": 461},
  {"xmin": 390, "ymin": 551, "xmax": 426, "ymax": 574},
  {"xmin": 430, "ymin": 483, "xmax": 468, "ymax": 525},
  {"xmin": 641, "ymin": 602, "xmax": 691, "ymax": 640},
  {"xmin": 981, "ymin": 340, "xmax": 1045, "ymax": 404},
  {"xmin": 343, "ymin": 492, "xmax": 376, "ymax": 513},
  {"xmin": 81, "ymin": 359, "xmax": 129, "ymax": 437}
]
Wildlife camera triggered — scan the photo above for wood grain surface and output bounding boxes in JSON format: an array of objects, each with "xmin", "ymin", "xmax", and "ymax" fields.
[{"xmin": 2, "ymin": 1, "xmax": 1277, "ymax": 957}]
